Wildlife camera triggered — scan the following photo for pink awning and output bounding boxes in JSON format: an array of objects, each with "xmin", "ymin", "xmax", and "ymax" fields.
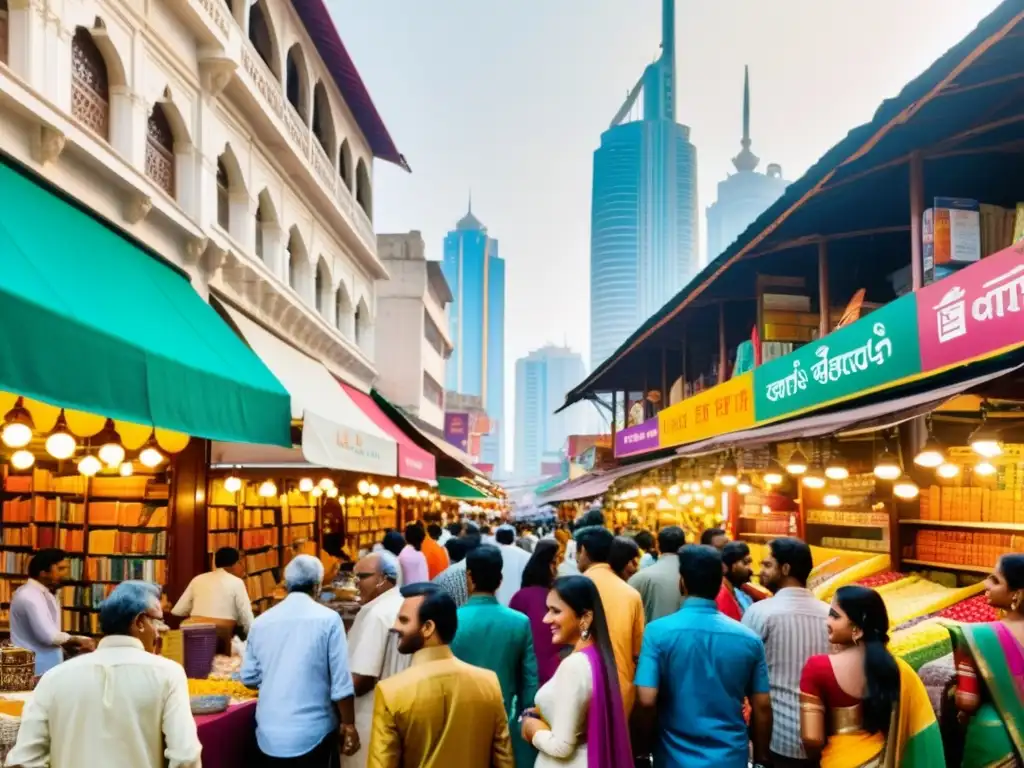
[{"xmin": 339, "ymin": 383, "xmax": 437, "ymax": 483}]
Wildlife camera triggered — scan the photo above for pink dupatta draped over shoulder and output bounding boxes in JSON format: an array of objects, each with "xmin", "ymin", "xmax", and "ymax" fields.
[{"xmin": 580, "ymin": 644, "xmax": 633, "ymax": 768}]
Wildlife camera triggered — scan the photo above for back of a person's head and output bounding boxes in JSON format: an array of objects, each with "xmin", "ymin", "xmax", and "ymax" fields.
[
  {"xmin": 28, "ymin": 548, "xmax": 65, "ymax": 580},
  {"xmin": 322, "ymin": 532, "xmax": 344, "ymax": 558},
  {"xmin": 427, "ymin": 523, "xmax": 443, "ymax": 540},
  {"xmin": 446, "ymin": 522, "xmax": 463, "ymax": 537},
  {"xmin": 521, "ymin": 540, "xmax": 560, "ymax": 588},
  {"xmin": 214, "ymin": 547, "xmax": 240, "ymax": 569},
  {"xmin": 461, "ymin": 532, "xmax": 483, "ymax": 553},
  {"xmin": 577, "ymin": 508, "xmax": 605, "ymax": 529},
  {"xmin": 575, "ymin": 526, "xmax": 614, "ymax": 563},
  {"xmin": 445, "ymin": 538, "xmax": 468, "ymax": 563},
  {"xmin": 609, "ymin": 536, "xmax": 640, "ymax": 574},
  {"xmin": 382, "ymin": 530, "xmax": 406, "ymax": 556},
  {"xmin": 284, "ymin": 554, "xmax": 325, "ymax": 593},
  {"xmin": 99, "ymin": 580, "xmax": 160, "ymax": 635},
  {"xmin": 466, "ymin": 545, "xmax": 504, "ymax": 593},
  {"xmin": 700, "ymin": 528, "xmax": 726, "ymax": 547},
  {"xmin": 770, "ymin": 537, "xmax": 814, "ymax": 586},
  {"xmin": 400, "ymin": 582, "xmax": 458, "ymax": 644},
  {"xmin": 463, "ymin": 521, "xmax": 480, "ymax": 536},
  {"xmin": 634, "ymin": 530, "xmax": 655, "ymax": 552},
  {"xmin": 480, "ymin": 525, "xmax": 492, "ymax": 536},
  {"xmin": 404, "ymin": 523, "xmax": 426, "ymax": 548},
  {"xmin": 678, "ymin": 545, "xmax": 725, "ymax": 600},
  {"xmin": 657, "ymin": 526, "xmax": 686, "ymax": 555},
  {"xmin": 721, "ymin": 541, "xmax": 751, "ymax": 569},
  {"xmin": 495, "ymin": 527, "xmax": 515, "ymax": 546}
]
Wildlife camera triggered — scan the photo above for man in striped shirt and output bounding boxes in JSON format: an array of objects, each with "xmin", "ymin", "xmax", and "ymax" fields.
[{"xmin": 742, "ymin": 538, "xmax": 830, "ymax": 768}]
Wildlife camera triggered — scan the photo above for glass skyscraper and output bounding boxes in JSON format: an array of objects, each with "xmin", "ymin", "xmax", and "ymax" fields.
[
  {"xmin": 589, "ymin": 0, "xmax": 698, "ymax": 369},
  {"xmin": 442, "ymin": 204, "xmax": 505, "ymax": 473}
]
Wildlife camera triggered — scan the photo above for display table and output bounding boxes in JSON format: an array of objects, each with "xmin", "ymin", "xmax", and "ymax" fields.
[{"xmin": 195, "ymin": 700, "xmax": 258, "ymax": 768}]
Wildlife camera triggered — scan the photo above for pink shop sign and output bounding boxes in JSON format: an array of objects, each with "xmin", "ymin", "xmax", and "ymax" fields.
[{"xmin": 918, "ymin": 242, "xmax": 1024, "ymax": 373}]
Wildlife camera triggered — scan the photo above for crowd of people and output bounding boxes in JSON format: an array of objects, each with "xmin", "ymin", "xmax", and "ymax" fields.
[{"xmin": 1, "ymin": 514, "xmax": 1022, "ymax": 768}]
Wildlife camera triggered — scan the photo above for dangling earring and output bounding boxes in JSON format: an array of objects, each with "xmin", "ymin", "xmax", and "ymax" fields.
[
  {"xmin": 1012, "ymin": 592, "xmax": 1022, "ymax": 612},
  {"xmin": 580, "ymin": 624, "xmax": 591, "ymax": 641}
]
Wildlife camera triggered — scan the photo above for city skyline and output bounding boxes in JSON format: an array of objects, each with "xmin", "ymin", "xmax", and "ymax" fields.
[
  {"xmin": 332, "ymin": 0, "xmax": 1003, "ymax": 461},
  {"xmin": 589, "ymin": 0, "xmax": 698, "ymax": 369}
]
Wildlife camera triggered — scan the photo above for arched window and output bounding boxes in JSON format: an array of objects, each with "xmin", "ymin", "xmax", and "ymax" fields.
[
  {"xmin": 145, "ymin": 103, "xmax": 175, "ymax": 196},
  {"xmin": 335, "ymin": 285, "xmax": 354, "ymax": 337},
  {"xmin": 71, "ymin": 27, "xmax": 110, "ymax": 139},
  {"xmin": 355, "ymin": 159, "xmax": 372, "ymax": 218},
  {"xmin": 312, "ymin": 82, "xmax": 334, "ymax": 154},
  {"xmin": 354, "ymin": 298, "xmax": 371, "ymax": 350},
  {"xmin": 338, "ymin": 139, "xmax": 352, "ymax": 191},
  {"xmin": 354, "ymin": 302, "xmax": 363, "ymax": 346},
  {"xmin": 216, "ymin": 159, "xmax": 230, "ymax": 230},
  {"xmin": 286, "ymin": 229, "xmax": 310, "ymax": 299},
  {"xmin": 285, "ymin": 44, "xmax": 308, "ymax": 122},
  {"xmin": 0, "ymin": 0, "xmax": 9, "ymax": 65},
  {"xmin": 254, "ymin": 189, "xmax": 276, "ymax": 265},
  {"xmin": 315, "ymin": 258, "xmax": 331, "ymax": 316},
  {"xmin": 247, "ymin": 1, "xmax": 276, "ymax": 76}
]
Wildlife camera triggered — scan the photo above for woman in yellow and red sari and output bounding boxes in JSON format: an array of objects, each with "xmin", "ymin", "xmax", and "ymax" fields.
[
  {"xmin": 948, "ymin": 553, "xmax": 1024, "ymax": 768},
  {"xmin": 800, "ymin": 585, "xmax": 945, "ymax": 767}
]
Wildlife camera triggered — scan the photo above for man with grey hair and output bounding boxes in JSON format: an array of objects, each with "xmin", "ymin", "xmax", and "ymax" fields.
[
  {"xmin": 342, "ymin": 551, "xmax": 409, "ymax": 767},
  {"xmin": 6, "ymin": 581, "xmax": 201, "ymax": 768},
  {"xmin": 242, "ymin": 554, "xmax": 359, "ymax": 765}
]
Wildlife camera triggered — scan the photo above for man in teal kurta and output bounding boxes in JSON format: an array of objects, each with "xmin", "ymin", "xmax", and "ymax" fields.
[{"xmin": 452, "ymin": 544, "xmax": 539, "ymax": 767}]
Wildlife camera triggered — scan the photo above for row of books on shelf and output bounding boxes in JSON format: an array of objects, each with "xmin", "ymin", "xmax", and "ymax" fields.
[
  {"xmin": 246, "ymin": 550, "xmax": 279, "ymax": 573},
  {"xmin": 88, "ymin": 530, "xmax": 167, "ymax": 556},
  {"xmin": 0, "ymin": 554, "xmax": 84, "ymax": 577},
  {"xmin": 2, "ymin": 526, "xmax": 85, "ymax": 551},
  {"xmin": 246, "ymin": 570, "xmax": 277, "ymax": 603},
  {"xmin": 819, "ymin": 536, "xmax": 888, "ymax": 552},
  {"xmin": 242, "ymin": 528, "xmax": 279, "ymax": 551},
  {"xmin": 208, "ymin": 532, "xmax": 237, "ymax": 553},
  {"xmin": 4, "ymin": 470, "xmax": 168, "ymax": 499},
  {"xmin": 347, "ymin": 515, "xmax": 395, "ymax": 533},
  {"xmin": 906, "ymin": 529, "xmax": 1024, "ymax": 568},
  {"xmin": 0, "ymin": 578, "xmax": 24, "ymax": 603},
  {"xmin": 62, "ymin": 609, "xmax": 100, "ymax": 634},
  {"xmin": 86, "ymin": 556, "xmax": 166, "ymax": 583},
  {"xmin": 57, "ymin": 583, "xmax": 117, "ymax": 609},
  {"xmin": 2, "ymin": 498, "xmax": 168, "ymax": 527},
  {"xmin": 742, "ymin": 519, "xmax": 790, "ymax": 535},
  {"xmin": 919, "ymin": 486, "xmax": 1024, "ymax": 523},
  {"xmin": 806, "ymin": 510, "xmax": 889, "ymax": 527}
]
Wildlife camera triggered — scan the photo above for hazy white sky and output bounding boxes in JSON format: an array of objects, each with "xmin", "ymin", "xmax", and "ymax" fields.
[{"xmin": 330, "ymin": 0, "xmax": 1002, "ymax": 467}]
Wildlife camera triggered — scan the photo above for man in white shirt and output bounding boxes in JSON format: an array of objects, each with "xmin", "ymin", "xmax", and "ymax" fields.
[
  {"xmin": 10, "ymin": 549, "xmax": 94, "ymax": 675},
  {"xmin": 494, "ymin": 526, "xmax": 531, "ymax": 606},
  {"xmin": 172, "ymin": 546, "xmax": 254, "ymax": 636},
  {"xmin": 6, "ymin": 581, "xmax": 201, "ymax": 768},
  {"xmin": 343, "ymin": 551, "xmax": 409, "ymax": 767}
]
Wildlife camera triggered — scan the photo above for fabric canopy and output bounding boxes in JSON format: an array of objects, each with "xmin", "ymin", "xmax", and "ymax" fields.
[
  {"xmin": 541, "ymin": 456, "xmax": 674, "ymax": 503},
  {"xmin": 0, "ymin": 161, "xmax": 291, "ymax": 447},
  {"xmin": 218, "ymin": 304, "xmax": 397, "ymax": 474},
  {"xmin": 341, "ymin": 385, "xmax": 436, "ymax": 483},
  {"xmin": 438, "ymin": 476, "xmax": 490, "ymax": 500}
]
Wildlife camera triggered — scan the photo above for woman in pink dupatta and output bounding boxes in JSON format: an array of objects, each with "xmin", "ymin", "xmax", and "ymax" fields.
[{"xmin": 520, "ymin": 575, "xmax": 633, "ymax": 768}]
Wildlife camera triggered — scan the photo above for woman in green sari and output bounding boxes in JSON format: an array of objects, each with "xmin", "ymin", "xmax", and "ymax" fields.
[{"xmin": 947, "ymin": 553, "xmax": 1024, "ymax": 768}]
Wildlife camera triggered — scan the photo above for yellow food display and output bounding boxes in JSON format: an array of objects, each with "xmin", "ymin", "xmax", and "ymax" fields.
[
  {"xmin": 880, "ymin": 577, "xmax": 985, "ymax": 628},
  {"xmin": 187, "ymin": 678, "xmax": 258, "ymax": 700},
  {"xmin": 813, "ymin": 555, "xmax": 891, "ymax": 602}
]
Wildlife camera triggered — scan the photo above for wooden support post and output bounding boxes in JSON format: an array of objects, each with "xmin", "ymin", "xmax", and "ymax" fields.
[
  {"xmin": 718, "ymin": 304, "xmax": 727, "ymax": 384},
  {"xmin": 910, "ymin": 151, "xmax": 925, "ymax": 291},
  {"xmin": 167, "ymin": 438, "xmax": 210, "ymax": 603},
  {"xmin": 660, "ymin": 347, "xmax": 668, "ymax": 406},
  {"xmin": 611, "ymin": 391, "xmax": 618, "ymax": 438},
  {"xmin": 818, "ymin": 240, "xmax": 830, "ymax": 338},
  {"xmin": 680, "ymin": 336, "xmax": 687, "ymax": 400}
]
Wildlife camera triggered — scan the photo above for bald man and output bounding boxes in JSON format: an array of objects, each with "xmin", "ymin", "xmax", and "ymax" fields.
[{"xmin": 343, "ymin": 552, "xmax": 409, "ymax": 767}]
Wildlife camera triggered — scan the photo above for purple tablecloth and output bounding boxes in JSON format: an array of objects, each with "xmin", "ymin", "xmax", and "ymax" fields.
[{"xmin": 195, "ymin": 700, "xmax": 257, "ymax": 768}]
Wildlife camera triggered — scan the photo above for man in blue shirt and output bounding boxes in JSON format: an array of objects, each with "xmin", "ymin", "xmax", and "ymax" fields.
[
  {"xmin": 242, "ymin": 554, "xmax": 359, "ymax": 764},
  {"xmin": 634, "ymin": 545, "xmax": 773, "ymax": 768}
]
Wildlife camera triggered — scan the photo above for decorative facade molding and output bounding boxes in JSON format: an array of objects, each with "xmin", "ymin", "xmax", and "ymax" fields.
[{"xmin": 32, "ymin": 125, "xmax": 66, "ymax": 165}]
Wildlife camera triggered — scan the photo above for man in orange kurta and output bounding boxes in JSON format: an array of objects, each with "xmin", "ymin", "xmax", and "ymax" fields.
[
  {"xmin": 422, "ymin": 524, "xmax": 450, "ymax": 580},
  {"xmin": 577, "ymin": 526, "xmax": 645, "ymax": 714}
]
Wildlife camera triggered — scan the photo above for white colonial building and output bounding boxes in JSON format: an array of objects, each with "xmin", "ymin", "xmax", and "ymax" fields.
[{"xmin": 0, "ymin": 0, "xmax": 405, "ymax": 389}]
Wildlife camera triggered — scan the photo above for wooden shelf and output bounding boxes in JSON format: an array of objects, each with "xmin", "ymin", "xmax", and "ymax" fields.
[
  {"xmin": 899, "ymin": 519, "xmax": 1024, "ymax": 532},
  {"xmin": 902, "ymin": 558, "xmax": 992, "ymax": 575},
  {"xmin": 738, "ymin": 532, "xmax": 784, "ymax": 540},
  {"xmin": 806, "ymin": 520, "xmax": 888, "ymax": 529}
]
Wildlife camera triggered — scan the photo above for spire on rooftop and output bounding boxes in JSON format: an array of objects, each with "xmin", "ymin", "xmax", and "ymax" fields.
[
  {"xmin": 732, "ymin": 66, "xmax": 760, "ymax": 173},
  {"xmin": 456, "ymin": 191, "xmax": 485, "ymax": 231}
]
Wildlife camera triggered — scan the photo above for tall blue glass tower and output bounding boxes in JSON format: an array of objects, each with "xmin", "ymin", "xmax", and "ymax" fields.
[
  {"xmin": 589, "ymin": 0, "xmax": 698, "ymax": 369},
  {"xmin": 442, "ymin": 204, "xmax": 505, "ymax": 474}
]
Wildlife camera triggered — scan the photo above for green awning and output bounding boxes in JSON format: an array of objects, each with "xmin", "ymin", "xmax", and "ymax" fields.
[
  {"xmin": 438, "ymin": 476, "xmax": 490, "ymax": 500},
  {"xmin": 0, "ymin": 160, "xmax": 291, "ymax": 447}
]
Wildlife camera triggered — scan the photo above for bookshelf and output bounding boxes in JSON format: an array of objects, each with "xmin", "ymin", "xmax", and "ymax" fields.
[{"xmin": 0, "ymin": 464, "xmax": 169, "ymax": 637}]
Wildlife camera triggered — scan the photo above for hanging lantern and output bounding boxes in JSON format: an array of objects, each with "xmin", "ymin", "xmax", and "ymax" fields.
[
  {"xmin": 974, "ymin": 461, "xmax": 997, "ymax": 477},
  {"xmin": 802, "ymin": 456, "xmax": 826, "ymax": 490},
  {"xmin": 138, "ymin": 431, "xmax": 165, "ymax": 468},
  {"xmin": 786, "ymin": 448, "xmax": 809, "ymax": 476},
  {"xmin": 914, "ymin": 430, "xmax": 946, "ymax": 469},
  {"xmin": 257, "ymin": 480, "xmax": 277, "ymax": 498},
  {"xmin": 1, "ymin": 398, "xmax": 34, "ymax": 449},
  {"xmin": 118, "ymin": 461, "xmax": 134, "ymax": 477},
  {"xmin": 936, "ymin": 462, "xmax": 960, "ymax": 479},
  {"xmin": 736, "ymin": 474, "xmax": 753, "ymax": 495},
  {"xmin": 224, "ymin": 475, "xmax": 242, "ymax": 494},
  {"xmin": 10, "ymin": 450, "xmax": 35, "ymax": 471},
  {"xmin": 45, "ymin": 411, "xmax": 77, "ymax": 460},
  {"xmin": 357, "ymin": 479, "xmax": 371, "ymax": 495},
  {"xmin": 893, "ymin": 474, "xmax": 920, "ymax": 500},
  {"xmin": 718, "ymin": 454, "xmax": 739, "ymax": 487},
  {"xmin": 299, "ymin": 478, "xmax": 314, "ymax": 493},
  {"xmin": 873, "ymin": 447, "xmax": 902, "ymax": 481},
  {"xmin": 77, "ymin": 455, "xmax": 101, "ymax": 477}
]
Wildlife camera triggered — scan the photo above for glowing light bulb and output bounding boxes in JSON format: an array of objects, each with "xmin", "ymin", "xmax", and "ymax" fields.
[
  {"xmin": 77, "ymin": 455, "xmax": 101, "ymax": 477},
  {"xmin": 327, "ymin": 486, "xmax": 339, "ymax": 498},
  {"xmin": 98, "ymin": 442, "xmax": 125, "ymax": 468},
  {"xmin": 258, "ymin": 480, "xmax": 277, "ymax": 498},
  {"xmin": 224, "ymin": 475, "xmax": 242, "ymax": 493},
  {"xmin": 299, "ymin": 478, "xmax": 314, "ymax": 493},
  {"xmin": 357, "ymin": 480, "xmax": 371, "ymax": 495},
  {"xmin": 893, "ymin": 475, "xmax": 920, "ymax": 500},
  {"xmin": 974, "ymin": 461, "xmax": 997, "ymax": 477},
  {"xmin": 10, "ymin": 450, "xmax": 35, "ymax": 470},
  {"xmin": 823, "ymin": 493, "xmax": 842, "ymax": 508},
  {"xmin": 382, "ymin": 487, "xmax": 394, "ymax": 499},
  {"xmin": 368, "ymin": 484, "xmax": 380, "ymax": 497},
  {"xmin": 118, "ymin": 461, "xmax": 134, "ymax": 477},
  {"xmin": 319, "ymin": 478, "xmax": 335, "ymax": 490},
  {"xmin": 1, "ymin": 399, "xmax": 34, "ymax": 449},
  {"xmin": 45, "ymin": 418, "xmax": 76, "ymax": 460},
  {"xmin": 936, "ymin": 462, "xmax": 960, "ymax": 479},
  {"xmin": 311, "ymin": 486, "xmax": 323, "ymax": 498}
]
